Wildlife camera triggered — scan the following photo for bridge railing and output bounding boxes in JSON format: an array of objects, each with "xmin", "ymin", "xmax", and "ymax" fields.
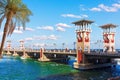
[
  {"xmin": 44, "ymin": 49, "xmax": 76, "ymax": 53},
  {"xmin": 4, "ymin": 48, "xmax": 76, "ymax": 54}
]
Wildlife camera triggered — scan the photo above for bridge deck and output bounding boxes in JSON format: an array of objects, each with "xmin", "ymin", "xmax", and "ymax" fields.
[
  {"xmin": 4, "ymin": 49, "xmax": 76, "ymax": 56},
  {"xmin": 5, "ymin": 49, "xmax": 120, "ymax": 58},
  {"xmin": 85, "ymin": 52, "xmax": 120, "ymax": 58}
]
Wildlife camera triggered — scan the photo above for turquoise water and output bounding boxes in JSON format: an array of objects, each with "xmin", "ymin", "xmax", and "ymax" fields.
[
  {"xmin": 0, "ymin": 56, "xmax": 120, "ymax": 80},
  {"xmin": 0, "ymin": 56, "xmax": 78, "ymax": 80}
]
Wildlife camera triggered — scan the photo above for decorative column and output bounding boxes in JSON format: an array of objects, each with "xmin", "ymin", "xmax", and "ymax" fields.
[
  {"xmin": 6, "ymin": 40, "xmax": 12, "ymax": 55},
  {"xmin": 100, "ymin": 24, "xmax": 117, "ymax": 53},
  {"xmin": 20, "ymin": 40, "xmax": 24, "ymax": 50},
  {"xmin": 72, "ymin": 19, "xmax": 94, "ymax": 69},
  {"xmin": 19, "ymin": 40, "xmax": 29, "ymax": 59}
]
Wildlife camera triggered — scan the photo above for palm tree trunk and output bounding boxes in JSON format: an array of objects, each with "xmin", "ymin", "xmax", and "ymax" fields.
[{"xmin": 0, "ymin": 12, "xmax": 13, "ymax": 58}]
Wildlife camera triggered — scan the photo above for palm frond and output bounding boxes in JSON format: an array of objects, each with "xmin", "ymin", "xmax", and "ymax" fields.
[
  {"xmin": 0, "ymin": 0, "xmax": 32, "ymax": 34},
  {"xmin": 0, "ymin": 14, "xmax": 5, "ymax": 29}
]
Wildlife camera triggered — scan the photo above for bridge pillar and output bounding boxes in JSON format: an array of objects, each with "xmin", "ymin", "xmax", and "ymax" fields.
[
  {"xmin": 6, "ymin": 40, "xmax": 12, "ymax": 55},
  {"xmin": 72, "ymin": 19, "xmax": 94, "ymax": 69},
  {"xmin": 21, "ymin": 49, "xmax": 30, "ymax": 59},
  {"xmin": 12, "ymin": 48, "xmax": 18, "ymax": 56},
  {"xmin": 38, "ymin": 48, "xmax": 50, "ymax": 61},
  {"xmin": 100, "ymin": 24, "xmax": 117, "ymax": 53}
]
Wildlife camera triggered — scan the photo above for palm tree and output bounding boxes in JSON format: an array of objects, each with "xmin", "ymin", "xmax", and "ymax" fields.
[{"xmin": 0, "ymin": 0, "xmax": 32, "ymax": 57}]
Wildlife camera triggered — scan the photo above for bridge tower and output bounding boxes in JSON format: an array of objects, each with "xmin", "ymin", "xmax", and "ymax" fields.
[
  {"xmin": 19, "ymin": 40, "xmax": 30, "ymax": 59},
  {"xmin": 72, "ymin": 19, "xmax": 94, "ymax": 69},
  {"xmin": 20, "ymin": 40, "xmax": 24, "ymax": 50},
  {"xmin": 6, "ymin": 40, "xmax": 12, "ymax": 55},
  {"xmin": 100, "ymin": 24, "xmax": 117, "ymax": 53}
]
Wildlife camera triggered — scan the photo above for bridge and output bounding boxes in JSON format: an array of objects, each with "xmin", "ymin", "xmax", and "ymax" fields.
[
  {"xmin": 3, "ymin": 47, "xmax": 120, "ymax": 70},
  {"xmin": 4, "ymin": 48, "xmax": 76, "ymax": 62},
  {"xmin": 4, "ymin": 19, "xmax": 120, "ymax": 70}
]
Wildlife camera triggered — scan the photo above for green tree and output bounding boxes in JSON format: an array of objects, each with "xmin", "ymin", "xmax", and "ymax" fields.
[{"xmin": 0, "ymin": 0, "xmax": 32, "ymax": 57}]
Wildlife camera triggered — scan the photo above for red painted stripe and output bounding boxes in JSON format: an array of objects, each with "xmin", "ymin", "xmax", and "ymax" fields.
[
  {"xmin": 40, "ymin": 48, "xmax": 42, "ymax": 58},
  {"xmin": 77, "ymin": 50, "xmax": 82, "ymax": 63}
]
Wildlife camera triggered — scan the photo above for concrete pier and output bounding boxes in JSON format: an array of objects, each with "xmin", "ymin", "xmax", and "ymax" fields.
[{"xmin": 21, "ymin": 49, "xmax": 30, "ymax": 59}]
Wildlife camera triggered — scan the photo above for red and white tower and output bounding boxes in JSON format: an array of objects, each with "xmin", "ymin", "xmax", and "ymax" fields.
[
  {"xmin": 72, "ymin": 19, "xmax": 94, "ymax": 68},
  {"xmin": 100, "ymin": 24, "xmax": 117, "ymax": 53}
]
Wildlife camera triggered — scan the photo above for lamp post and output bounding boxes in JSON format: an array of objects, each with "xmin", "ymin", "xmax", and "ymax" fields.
[
  {"xmin": 97, "ymin": 40, "xmax": 102, "ymax": 52},
  {"xmin": 53, "ymin": 43, "xmax": 56, "ymax": 50},
  {"xmin": 62, "ymin": 43, "xmax": 65, "ymax": 50},
  {"xmin": 73, "ymin": 42, "xmax": 76, "ymax": 51}
]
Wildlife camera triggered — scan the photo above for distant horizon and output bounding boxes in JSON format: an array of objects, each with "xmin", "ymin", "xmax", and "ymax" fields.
[{"xmin": 1, "ymin": 0, "xmax": 120, "ymax": 49}]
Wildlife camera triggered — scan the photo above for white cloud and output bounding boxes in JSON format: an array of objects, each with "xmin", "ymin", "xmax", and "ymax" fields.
[
  {"xmin": 37, "ymin": 26, "xmax": 54, "ymax": 31},
  {"xmin": 90, "ymin": 3, "xmax": 120, "ymax": 12},
  {"xmin": 16, "ymin": 26, "xmax": 24, "ymax": 30},
  {"xmin": 56, "ymin": 27, "xmax": 65, "ymax": 32},
  {"xmin": 33, "ymin": 43, "xmax": 45, "ymax": 47},
  {"xmin": 24, "ymin": 37, "xmax": 33, "ymax": 41},
  {"xmin": 80, "ymin": 5, "xmax": 86, "ymax": 11},
  {"xmin": 34, "ymin": 35, "xmax": 58, "ymax": 40},
  {"xmin": 48, "ymin": 35, "xmax": 57, "ymax": 40},
  {"xmin": 13, "ymin": 30, "xmax": 23, "ymax": 34},
  {"xmin": 34, "ymin": 35, "xmax": 48, "ymax": 40},
  {"xmin": 98, "ymin": 4, "xmax": 117, "ymax": 12},
  {"xmin": 80, "ymin": 4, "xmax": 87, "ymax": 11},
  {"xmin": 26, "ymin": 27, "xmax": 35, "ymax": 31},
  {"xmin": 33, "ymin": 43, "xmax": 50, "ymax": 47},
  {"xmin": 62, "ymin": 14, "xmax": 81, "ymax": 18},
  {"xmin": 15, "ymin": 27, "xmax": 34, "ymax": 31},
  {"xmin": 81, "ymin": 14, "xmax": 88, "ymax": 18},
  {"xmin": 112, "ymin": 3, "xmax": 120, "ymax": 8},
  {"xmin": 56, "ymin": 23, "xmax": 71, "ymax": 32},
  {"xmin": 90, "ymin": 7, "xmax": 101, "ymax": 11},
  {"xmin": 61, "ymin": 14, "xmax": 88, "ymax": 19},
  {"xmin": 56, "ymin": 23, "xmax": 71, "ymax": 28}
]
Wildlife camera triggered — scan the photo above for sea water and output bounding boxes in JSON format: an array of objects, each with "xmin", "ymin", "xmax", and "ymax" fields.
[{"xmin": 0, "ymin": 56, "xmax": 120, "ymax": 80}]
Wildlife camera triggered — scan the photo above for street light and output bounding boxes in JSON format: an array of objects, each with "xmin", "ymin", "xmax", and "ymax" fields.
[
  {"xmin": 62, "ymin": 43, "xmax": 65, "ymax": 50},
  {"xmin": 73, "ymin": 42, "xmax": 76, "ymax": 51},
  {"xmin": 53, "ymin": 43, "xmax": 56, "ymax": 50},
  {"xmin": 97, "ymin": 40, "xmax": 102, "ymax": 52}
]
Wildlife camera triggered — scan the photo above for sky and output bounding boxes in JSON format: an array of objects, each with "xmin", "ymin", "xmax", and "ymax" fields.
[{"xmin": 1, "ymin": 0, "xmax": 120, "ymax": 49}]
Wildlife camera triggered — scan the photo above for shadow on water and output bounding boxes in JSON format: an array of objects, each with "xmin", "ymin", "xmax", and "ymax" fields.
[{"xmin": 37, "ymin": 64, "xmax": 120, "ymax": 80}]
